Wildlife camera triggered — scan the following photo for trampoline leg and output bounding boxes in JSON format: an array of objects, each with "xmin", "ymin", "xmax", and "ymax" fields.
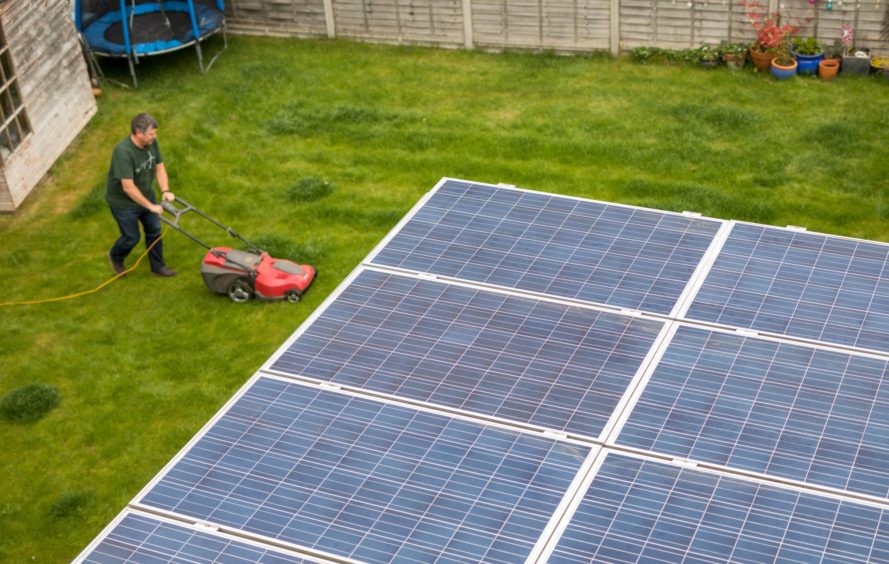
[
  {"xmin": 202, "ymin": 24, "xmax": 228, "ymax": 74},
  {"xmin": 127, "ymin": 55, "xmax": 138, "ymax": 88},
  {"xmin": 195, "ymin": 42, "xmax": 206, "ymax": 74}
]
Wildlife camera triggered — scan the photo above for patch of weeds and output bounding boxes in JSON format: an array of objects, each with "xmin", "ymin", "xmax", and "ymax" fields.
[
  {"xmin": 68, "ymin": 183, "xmax": 106, "ymax": 219},
  {"xmin": 804, "ymin": 121, "xmax": 861, "ymax": 158},
  {"xmin": 670, "ymin": 103, "xmax": 759, "ymax": 132},
  {"xmin": 246, "ymin": 233, "xmax": 328, "ymax": 263},
  {"xmin": 49, "ymin": 490, "xmax": 92, "ymax": 519},
  {"xmin": 285, "ymin": 177, "xmax": 335, "ymax": 203},
  {"xmin": 751, "ymin": 175, "xmax": 784, "ymax": 189},
  {"xmin": 2, "ymin": 249, "xmax": 30, "ymax": 267},
  {"xmin": 265, "ymin": 103, "xmax": 402, "ymax": 137},
  {"xmin": 623, "ymin": 178, "xmax": 776, "ymax": 223},
  {"xmin": 0, "ymin": 383, "xmax": 61, "ymax": 423},
  {"xmin": 314, "ymin": 206, "xmax": 404, "ymax": 231}
]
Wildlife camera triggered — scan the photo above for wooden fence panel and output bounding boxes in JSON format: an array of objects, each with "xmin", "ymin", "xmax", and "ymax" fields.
[
  {"xmin": 471, "ymin": 0, "xmax": 611, "ymax": 50},
  {"xmin": 226, "ymin": 0, "xmax": 328, "ymax": 36},
  {"xmin": 226, "ymin": 0, "xmax": 889, "ymax": 54},
  {"xmin": 332, "ymin": 0, "xmax": 464, "ymax": 45}
]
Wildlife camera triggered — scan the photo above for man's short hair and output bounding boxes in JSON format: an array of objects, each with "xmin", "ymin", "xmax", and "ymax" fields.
[{"xmin": 131, "ymin": 113, "xmax": 159, "ymax": 134}]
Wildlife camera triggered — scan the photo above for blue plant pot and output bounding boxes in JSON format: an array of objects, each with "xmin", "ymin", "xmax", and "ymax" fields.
[
  {"xmin": 795, "ymin": 52, "xmax": 824, "ymax": 75},
  {"xmin": 770, "ymin": 61, "xmax": 797, "ymax": 80}
]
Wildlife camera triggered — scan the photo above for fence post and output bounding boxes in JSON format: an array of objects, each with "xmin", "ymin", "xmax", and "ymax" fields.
[
  {"xmin": 463, "ymin": 0, "xmax": 474, "ymax": 48},
  {"xmin": 323, "ymin": 0, "xmax": 336, "ymax": 38},
  {"xmin": 610, "ymin": 0, "xmax": 620, "ymax": 55}
]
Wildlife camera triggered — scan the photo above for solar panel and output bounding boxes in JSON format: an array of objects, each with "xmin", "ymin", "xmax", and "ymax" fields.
[
  {"xmin": 369, "ymin": 179, "xmax": 723, "ymax": 315},
  {"xmin": 135, "ymin": 376, "xmax": 591, "ymax": 563},
  {"xmin": 614, "ymin": 324, "xmax": 889, "ymax": 500},
  {"xmin": 269, "ymin": 268, "xmax": 664, "ymax": 438},
  {"xmin": 547, "ymin": 453, "xmax": 889, "ymax": 563},
  {"xmin": 685, "ymin": 223, "xmax": 889, "ymax": 354},
  {"xmin": 80, "ymin": 511, "xmax": 311, "ymax": 563},
  {"xmin": 79, "ymin": 178, "xmax": 889, "ymax": 563}
]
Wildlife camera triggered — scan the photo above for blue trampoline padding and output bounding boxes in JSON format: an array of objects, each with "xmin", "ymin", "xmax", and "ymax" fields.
[{"xmin": 83, "ymin": 1, "xmax": 223, "ymax": 56}]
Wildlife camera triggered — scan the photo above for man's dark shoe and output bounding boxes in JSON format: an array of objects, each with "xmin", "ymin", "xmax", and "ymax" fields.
[
  {"xmin": 109, "ymin": 252, "xmax": 126, "ymax": 276},
  {"xmin": 152, "ymin": 266, "xmax": 177, "ymax": 277}
]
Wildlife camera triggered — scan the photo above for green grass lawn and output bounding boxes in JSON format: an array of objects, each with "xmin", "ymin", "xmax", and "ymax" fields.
[{"xmin": 1, "ymin": 35, "xmax": 888, "ymax": 561}]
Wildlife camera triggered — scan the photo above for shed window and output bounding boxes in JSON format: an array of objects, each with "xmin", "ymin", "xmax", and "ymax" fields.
[{"xmin": 0, "ymin": 24, "xmax": 31, "ymax": 162}]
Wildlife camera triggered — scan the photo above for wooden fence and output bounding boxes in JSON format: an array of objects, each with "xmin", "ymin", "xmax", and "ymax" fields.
[{"xmin": 225, "ymin": 0, "xmax": 888, "ymax": 55}]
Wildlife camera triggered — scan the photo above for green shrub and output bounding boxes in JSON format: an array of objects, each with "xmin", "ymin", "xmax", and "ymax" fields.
[
  {"xmin": 68, "ymin": 183, "xmax": 106, "ymax": 219},
  {"xmin": 247, "ymin": 233, "xmax": 327, "ymax": 263},
  {"xmin": 0, "ymin": 383, "xmax": 61, "ymax": 423},
  {"xmin": 285, "ymin": 177, "xmax": 335, "ymax": 202},
  {"xmin": 49, "ymin": 490, "xmax": 92, "ymax": 518}
]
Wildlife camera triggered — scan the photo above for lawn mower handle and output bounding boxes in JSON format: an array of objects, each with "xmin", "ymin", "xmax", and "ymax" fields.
[{"xmin": 160, "ymin": 197, "xmax": 263, "ymax": 255}]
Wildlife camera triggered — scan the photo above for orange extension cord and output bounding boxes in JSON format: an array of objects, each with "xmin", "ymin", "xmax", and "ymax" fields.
[{"xmin": 0, "ymin": 227, "xmax": 169, "ymax": 307}]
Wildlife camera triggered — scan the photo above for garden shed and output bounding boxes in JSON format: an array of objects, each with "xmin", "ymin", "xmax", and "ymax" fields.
[{"xmin": 0, "ymin": 0, "xmax": 97, "ymax": 212}]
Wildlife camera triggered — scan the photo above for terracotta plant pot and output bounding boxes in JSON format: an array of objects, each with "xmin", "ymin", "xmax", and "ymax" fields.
[
  {"xmin": 723, "ymin": 52, "xmax": 746, "ymax": 70},
  {"xmin": 749, "ymin": 49, "xmax": 772, "ymax": 73},
  {"xmin": 818, "ymin": 58, "xmax": 840, "ymax": 81},
  {"xmin": 770, "ymin": 57, "xmax": 797, "ymax": 79}
]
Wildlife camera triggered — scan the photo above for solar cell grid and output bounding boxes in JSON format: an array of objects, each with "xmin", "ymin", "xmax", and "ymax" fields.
[
  {"xmin": 686, "ymin": 223, "xmax": 889, "ymax": 353},
  {"xmin": 548, "ymin": 453, "xmax": 889, "ymax": 563},
  {"xmin": 137, "ymin": 377, "xmax": 590, "ymax": 564},
  {"xmin": 615, "ymin": 325, "xmax": 889, "ymax": 500},
  {"xmin": 81, "ymin": 512, "xmax": 309, "ymax": 563},
  {"xmin": 370, "ymin": 180, "xmax": 722, "ymax": 314},
  {"xmin": 269, "ymin": 269, "xmax": 663, "ymax": 437},
  {"xmin": 80, "ymin": 178, "xmax": 889, "ymax": 563}
]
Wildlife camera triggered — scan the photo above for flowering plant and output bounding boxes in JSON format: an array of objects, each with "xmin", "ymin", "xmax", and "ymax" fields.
[
  {"xmin": 741, "ymin": 0, "xmax": 799, "ymax": 53},
  {"xmin": 841, "ymin": 23, "xmax": 854, "ymax": 55}
]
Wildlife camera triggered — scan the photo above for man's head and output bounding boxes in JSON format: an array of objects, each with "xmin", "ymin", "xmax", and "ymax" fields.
[{"xmin": 130, "ymin": 113, "xmax": 158, "ymax": 148}]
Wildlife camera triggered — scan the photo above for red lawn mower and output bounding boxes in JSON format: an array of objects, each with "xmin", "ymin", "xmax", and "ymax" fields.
[{"xmin": 160, "ymin": 198, "xmax": 315, "ymax": 303}]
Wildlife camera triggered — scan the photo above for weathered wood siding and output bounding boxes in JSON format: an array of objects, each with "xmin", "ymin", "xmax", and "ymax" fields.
[
  {"xmin": 226, "ymin": 0, "xmax": 889, "ymax": 55},
  {"xmin": 0, "ymin": 0, "xmax": 97, "ymax": 212}
]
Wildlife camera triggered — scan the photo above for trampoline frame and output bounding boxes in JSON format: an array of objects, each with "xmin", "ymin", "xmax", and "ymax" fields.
[{"xmin": 75, "ymin": 0, "xmax": 227, "ymax": 87}]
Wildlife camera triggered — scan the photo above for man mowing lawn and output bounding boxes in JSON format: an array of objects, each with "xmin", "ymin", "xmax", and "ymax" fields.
[{"xmin": 106, "ymin": 113, "xmax": 177, "ymax": 277}]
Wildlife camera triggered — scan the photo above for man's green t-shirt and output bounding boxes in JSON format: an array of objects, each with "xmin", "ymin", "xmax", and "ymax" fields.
[{"xmin": 105, "ymin": 137, "xmax": 164, "ymax": 209}]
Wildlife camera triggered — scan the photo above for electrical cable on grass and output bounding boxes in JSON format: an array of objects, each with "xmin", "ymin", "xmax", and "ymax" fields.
[{"xmin": 0, "ymin": 227, "xmax": 170, "ymax": 307}]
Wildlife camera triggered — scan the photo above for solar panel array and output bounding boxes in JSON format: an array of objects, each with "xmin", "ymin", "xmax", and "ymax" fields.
[{"xmin": 79, "ymin": 178, "xmax": 889, "ymax": 563}]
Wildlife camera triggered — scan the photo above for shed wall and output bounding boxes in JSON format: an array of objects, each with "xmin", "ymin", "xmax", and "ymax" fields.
[{"xmin": 0, "ymin": 0, "xmax": 97, "ymax": 212}]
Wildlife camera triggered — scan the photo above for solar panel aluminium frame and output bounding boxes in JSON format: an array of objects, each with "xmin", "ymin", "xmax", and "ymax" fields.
[
  {"xmin": 604, "ymin": 320, "xmax": 889, "ymax": 506},
  {"xmin": 529, "ymin": 448, "xmax": 889, "ymax": 564},
  {"xmin": 677, "ymin": 220, "xmax": 889, "ymax": 357},
  {"xmin": 78, "ymin": 371, "xmax": 605, "ymax": 563},
  {"xmin": 260, "ymin": 264, "xmax": 677, "ymax": 442},
  {"xmin": 76, "ymin": 508, "xmax": 321, "ymax": 563},
  {"xmin": 362, "ymin": 177, "xmax": 733, "ymax": 320},
  {"xmin": 77, "ymin": 178, "xmax": 889, "ymax": 562}
]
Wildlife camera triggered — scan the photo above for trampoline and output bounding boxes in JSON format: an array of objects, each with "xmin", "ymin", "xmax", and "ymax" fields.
[{"xmin": 74, "ymin": 0, "xmax": 226, "ymax": 86}]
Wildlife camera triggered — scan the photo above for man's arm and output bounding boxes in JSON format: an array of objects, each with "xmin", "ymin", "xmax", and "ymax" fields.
[
  {"xmin": 156, "ymin": 162, "xmax": 175, "ymax": 202},
  {"xmin": 121, "ymin": 179, "xmax": 163, "ymax": 214}
]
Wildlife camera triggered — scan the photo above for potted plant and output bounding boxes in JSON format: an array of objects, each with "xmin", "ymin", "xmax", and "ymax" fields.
[
  {"xmin": 792, "ymin": 36, "xmax": 823, "ymax": 75},
  {"xmin": 818, "ymin": 39, "xmax": 842, "ymax": 80},
  {"xmin": 840, "ymin": 23, "xmax": 871, "ymax": 76},
  {"xmin": 872, "ymin": 56, "xmax": 889, "ymax": 78},
  {"xmin": 770, "ymin": 40, "xmax": 798, "ymax": 79},
  {"xmin": 697, "ymin": 44, "xmax": 722, "ymax": 68},
  {"xmin": 741, "ymin": 0, "xmax": 799, "ymax": 73},
  {"xmin": 720, "ymin": 41, "xmax": 748, "ymax": 70}
]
